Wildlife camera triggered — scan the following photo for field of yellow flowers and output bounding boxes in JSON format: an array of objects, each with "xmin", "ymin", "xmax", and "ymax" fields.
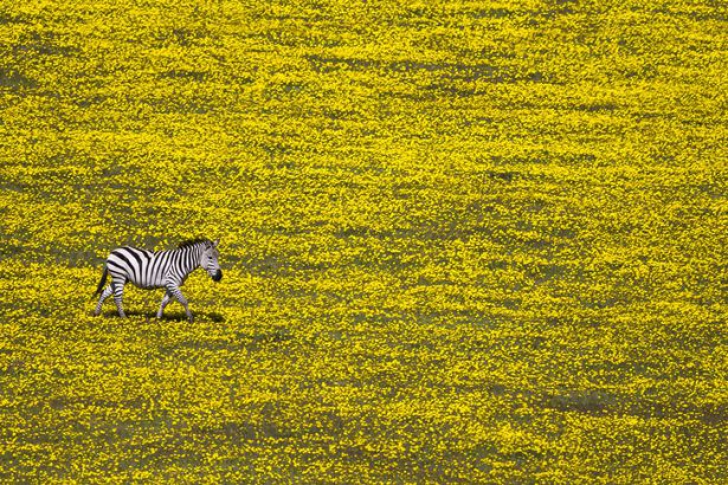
[{"xmin": 0, "ymin": 0, "xmax": 726, "ymax": 483}]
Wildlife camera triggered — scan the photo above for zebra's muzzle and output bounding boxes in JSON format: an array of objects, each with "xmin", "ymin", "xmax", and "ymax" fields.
[{"xmin": 212, "ymin": 270, "xmax": 222, "ymax": 282}]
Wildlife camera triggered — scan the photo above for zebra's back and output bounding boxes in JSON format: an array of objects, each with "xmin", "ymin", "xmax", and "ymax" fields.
[{"xmin": 107, "ymin": 246, "xmax": 169, "ymax": 289}]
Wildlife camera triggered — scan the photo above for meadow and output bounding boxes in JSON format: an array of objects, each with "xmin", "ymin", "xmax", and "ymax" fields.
[{"xmin": 0, "ymin": 0, "xmax": 726, "ymax": 483}]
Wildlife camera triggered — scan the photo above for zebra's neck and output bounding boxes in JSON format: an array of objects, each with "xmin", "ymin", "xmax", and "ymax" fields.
[{"xmin": 176, "ymin": 244, "xmax": 204, "ymax": 277}]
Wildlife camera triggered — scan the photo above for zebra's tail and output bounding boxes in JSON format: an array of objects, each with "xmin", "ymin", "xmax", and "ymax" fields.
[{"xmin": 93, "ymin": 265, "xmax": 109, "ymax": 299}]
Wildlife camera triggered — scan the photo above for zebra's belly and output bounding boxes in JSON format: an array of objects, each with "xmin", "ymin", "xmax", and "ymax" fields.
[
  {"xmin": 133, "ymin": 282, "xmax": 164, "ymax": 290},
  {"xmin": 128, "ymin": 276, "xmax": 166, "ymax": 290}
]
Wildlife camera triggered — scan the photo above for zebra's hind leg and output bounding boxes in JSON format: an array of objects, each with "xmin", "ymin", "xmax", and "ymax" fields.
[
  {"xmin": 112, "ymin": 280, "xmax": 128, "ymax": 318},
  {"xmin": 94, "ymin": 285, "xmax": 113, "ymax": 316},
  {"xmin": 157, "ymin": 290, "xmax": 172, "ymax": 319}
]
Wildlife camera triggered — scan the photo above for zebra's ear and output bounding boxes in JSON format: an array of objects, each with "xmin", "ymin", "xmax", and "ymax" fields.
[{"xmin": 213, "ymin": 238, "xmax": 220, "ymax": 248}]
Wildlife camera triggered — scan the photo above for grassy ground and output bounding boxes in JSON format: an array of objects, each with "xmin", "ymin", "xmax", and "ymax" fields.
[{"xmin": 0, "ymin": 0, "xmax": 726, "ymax": 483}]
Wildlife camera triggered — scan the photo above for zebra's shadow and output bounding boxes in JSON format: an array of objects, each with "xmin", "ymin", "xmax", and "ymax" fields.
[{"xmin": 99, "ymin": 310, "xmax": 225, "ymax": 323}]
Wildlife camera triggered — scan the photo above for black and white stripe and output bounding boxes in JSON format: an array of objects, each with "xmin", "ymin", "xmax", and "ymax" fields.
[{"xmin": 93, "ymin": 238, "xmax": 222, "ymax": 322}]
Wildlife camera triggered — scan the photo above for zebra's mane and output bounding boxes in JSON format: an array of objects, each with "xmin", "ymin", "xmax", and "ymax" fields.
[{"xmin": 177, "ymin": 238, "xmax": 210, "ymax": 249}]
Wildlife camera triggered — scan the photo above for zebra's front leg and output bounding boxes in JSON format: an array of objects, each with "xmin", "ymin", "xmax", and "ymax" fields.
[
  {"xmin": 157, "ymin": 290, "xmax": 172, "ymax": 319},
  {"xmin": 113, "ymin": 281, "xmax": 127, "ymax": 318},
  {"xmin": 94, "ymin": 285, "xmax": 113, "ymax": 316},
  {"xmin": 168, "ymin": 285, "xmax": 193, "ymax": 322}
]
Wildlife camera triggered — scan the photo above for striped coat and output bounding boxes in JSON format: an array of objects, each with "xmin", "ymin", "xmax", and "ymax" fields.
[{"xmin": 93, "ymin": 238, "xmax": 221, "ymax": 322}]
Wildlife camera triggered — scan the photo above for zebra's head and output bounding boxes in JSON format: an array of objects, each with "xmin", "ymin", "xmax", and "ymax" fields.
[{"xmin": 201, "ymin": 239, "xmax": 222, "ymax": 282}]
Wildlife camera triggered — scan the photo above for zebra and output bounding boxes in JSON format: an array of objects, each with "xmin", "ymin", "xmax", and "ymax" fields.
[{"xmin": 93, "ymin": 238, "xmax": 222, "ymax": 322}]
